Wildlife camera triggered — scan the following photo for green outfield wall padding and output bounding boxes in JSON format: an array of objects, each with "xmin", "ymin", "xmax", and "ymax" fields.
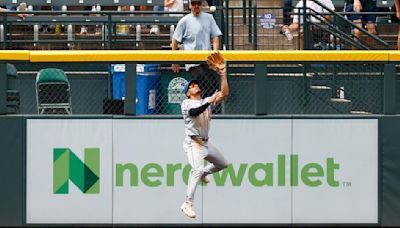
[
  {"xmin": 382, "ymin": 116, "xmax": 400, "ymax": 227},
  {"xmin": 0, "ymin": 116, "xmax": 24, "ymax": 226}
]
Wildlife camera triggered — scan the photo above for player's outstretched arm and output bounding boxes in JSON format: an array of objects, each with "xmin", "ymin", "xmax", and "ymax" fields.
[{"xmin": 206, "ymin": 52, "xmax": 229, "ymax": 104}]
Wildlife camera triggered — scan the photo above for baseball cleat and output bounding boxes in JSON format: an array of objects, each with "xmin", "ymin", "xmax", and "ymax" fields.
[
  {"xmin": 180, "ymin": 201, "xmax": 196, "ymax": 218},
  {"xmin": 201, "ymin": 174, "xmax": 210, "ymax": 184}
]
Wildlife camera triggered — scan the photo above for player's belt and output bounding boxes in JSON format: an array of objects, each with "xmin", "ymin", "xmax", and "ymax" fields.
[{"xmin": 190, "ymin": 135, "xmax": 209, "ymax": 142}]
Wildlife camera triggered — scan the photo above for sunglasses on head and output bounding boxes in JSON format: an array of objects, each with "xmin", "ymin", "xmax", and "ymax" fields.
[{"xmin": 191, "ymin": 1, "xmax": 202, "ymax": 6}]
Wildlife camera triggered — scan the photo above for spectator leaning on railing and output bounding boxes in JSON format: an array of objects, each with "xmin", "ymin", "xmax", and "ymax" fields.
[
  {"xmin": 281, "ymin": 0, "xmax": 335, "ymax": 49},
  {"xmin": 283, "ymin": 0, "xmax": 293, "ymax": 26},
  {"xmin": 1, "ymin": 4, "xmax": 27, "ymax": 19},
  {"xmin": 344, "ymin": 0, "xmax": 378, "ymax": 49}
]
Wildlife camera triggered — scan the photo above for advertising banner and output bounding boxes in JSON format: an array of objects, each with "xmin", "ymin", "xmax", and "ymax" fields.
[
  {"xmin": 112, "ymin": 119, "xmax": 199, "ymax": 224},
  {"xmin": 292, "ymin": 119, "xmax": 378, "ymax": 223},
  {"xmin": 26, "ymin": 118, "xmax": 378, "ymax": 224},
  {"xmin": 26, "ymin": 119, "xmax": 113, "ymax": 224}
]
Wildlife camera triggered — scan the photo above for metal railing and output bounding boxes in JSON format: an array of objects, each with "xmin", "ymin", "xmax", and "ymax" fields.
[
  {"xmin": 223, "ymin": 0, "xmax": 392, "ymax": 50},
  {"xmin": 301, "ymin": 0, "xmax": 389, "ymax": 50},
  {"xmin": 0, "ymin": 0, "xmax": 396, "ymax": 50},
  {"xmin": 0, "ymin": 0, "xmax": 166, "ymax": 6},
  {"xmin": 0, "ymin": 10, "xmax": 186, "ymax": 50}
]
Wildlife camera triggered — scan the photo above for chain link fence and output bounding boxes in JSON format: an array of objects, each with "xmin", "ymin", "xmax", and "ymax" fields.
[{"xmin": 6, "ymin": 60, "xmax": 387, "ymax": 115}]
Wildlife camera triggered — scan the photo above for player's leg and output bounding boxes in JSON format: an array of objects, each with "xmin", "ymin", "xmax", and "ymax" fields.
[
  {"xmin": 181, "ymin": 141, "xmax": 206, "ymax": 218},
  {"xmin": 203, "ymin": 142, "xmax": 228, "ymax": 175},
  {"xmin": 185, "ymin": 141, "xmax": 208, "ymax": 202}
]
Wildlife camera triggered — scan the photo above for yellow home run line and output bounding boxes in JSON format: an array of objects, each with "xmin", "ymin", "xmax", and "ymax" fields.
[
  {"xmin": 29, "ymin": 50, "xmax": 390, "ymax": 62},
  {"xmin": 0, "ymin": 50, "xmax": 398, "ymax": 62},
  {"xmin": 0, "ymin": 50, "xmax": 30, "ymax": 61}
]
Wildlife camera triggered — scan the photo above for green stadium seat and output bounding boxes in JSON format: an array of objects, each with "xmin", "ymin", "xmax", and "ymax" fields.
[
  {"xmin": 376, "ymin": 15, "xmax": 392, "ymax": 24},
  {"xmin": 36, "ymin": 68, "xmax": 72, "ymax": 114}
]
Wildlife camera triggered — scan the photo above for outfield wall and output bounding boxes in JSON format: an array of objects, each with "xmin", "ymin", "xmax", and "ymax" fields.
[{"xmin": 2, "ymin": 115, "xmax": 400, "ymax": 226}]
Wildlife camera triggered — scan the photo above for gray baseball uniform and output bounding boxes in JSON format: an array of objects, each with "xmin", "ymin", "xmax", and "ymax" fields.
[{"xmin": 181, "ymin": 97, "xmax": 228, "ymax": 203}]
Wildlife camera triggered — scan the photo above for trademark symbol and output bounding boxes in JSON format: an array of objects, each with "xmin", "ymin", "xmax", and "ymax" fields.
[{"xmin": 342, "ymin": 181, "xmax": 352, "ymax": 187}]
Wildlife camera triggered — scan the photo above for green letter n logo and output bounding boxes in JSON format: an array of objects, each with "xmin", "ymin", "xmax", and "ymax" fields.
[{"xmin": 53, "ymin": 148, "xmax": 100, "ymax": 194}]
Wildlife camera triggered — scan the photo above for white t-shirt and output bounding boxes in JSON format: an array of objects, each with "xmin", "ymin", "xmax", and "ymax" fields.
[
  {"xmin": 166, "ymin": 0, "xmax": 184, "ymax": 17},
  {"xmin": 292, "ymin": 0, "xmax": 335, "ymax": 24}
]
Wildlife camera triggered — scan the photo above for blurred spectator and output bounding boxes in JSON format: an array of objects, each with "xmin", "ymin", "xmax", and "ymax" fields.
[
  {"xmin": 344, "ymin": 0, "xmax": 377, "ymax": 48},
  {"xmin": 165, "ymin": 0, "xmax": 184, "ymax": 17},
  {"xmin": 138, "ymin": 5, "xmax": 164, "ymax": 35},
  {"xmin": 67, "ymin": 6, "xmax": 92, "ymax": 34},
  {"xmin": 188, "ymin": 0, "xmax": 222, "ymax": 9},
  {"xmin": 394, "ymin": 0, "xmax": 400, "ymax": 49},
  {"xmin": 281, "ymin": 0, "xmax": 335, "ymax": 49},
  {"xmin": 150, "ymin": 4, "xmax": 164, "ymax": 35},
  {"xmin": 283, "ymin": 0, "xmax": 292, "ymax": 26},
  {"xmin": 3, "ymin": 3, "xmax": 27, "ymax": 19},
  {"xmin": 171, "ymin": 0, "xmax": 222, "ymax": 98}
]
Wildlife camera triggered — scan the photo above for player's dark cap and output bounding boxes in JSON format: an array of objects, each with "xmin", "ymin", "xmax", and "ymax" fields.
[{"xmin": 182, "ymin": 79, "xmax": 200, "ymax": 95}]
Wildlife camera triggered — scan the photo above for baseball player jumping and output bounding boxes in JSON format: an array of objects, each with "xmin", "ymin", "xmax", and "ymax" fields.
[{"xmin": 180, "ymin": 52, "xmax": 229, "ymax": 218}]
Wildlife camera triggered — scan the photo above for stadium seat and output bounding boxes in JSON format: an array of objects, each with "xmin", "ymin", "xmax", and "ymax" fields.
[
  {"xmin": 36, "ymin": 68, "xmax": 72, "ymax": 114},
  {"xmin": 376, "ymin": 0, "xmax": 394, "ymax": 8}
]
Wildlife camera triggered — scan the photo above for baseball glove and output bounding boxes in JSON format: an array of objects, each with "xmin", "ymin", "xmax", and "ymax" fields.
[{"xmin": 206, "ymin": 52, "xmax": 226, "ymax": 73}]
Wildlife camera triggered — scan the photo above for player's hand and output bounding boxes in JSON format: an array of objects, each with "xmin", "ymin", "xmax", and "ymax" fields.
[
  {"xmin": 172, "ymin": 64, "xmax": 180, "ymax": 73},
  {"xmin": 353, "ymin": 0, "xmax": 362, "ymax": 12},
  {"xmin": 396, "ymin": 11, "xmax": 400, "ymax": 20},
  {"xmin": 208, "ymin": 90, "xmax": 220, "ymax": 105}
]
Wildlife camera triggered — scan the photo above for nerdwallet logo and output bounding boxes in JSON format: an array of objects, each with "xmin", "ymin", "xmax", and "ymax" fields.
[
  {"xmin": 52, "ymin": 151, "xmax": 350, "ymax": 191},
  {"xmin": 53, "ymin": 148, "xmax": 100, "ymax": 194},
  {"xmin": 116, "ymin": 154, "xmax": 350, "ymax": 188}
]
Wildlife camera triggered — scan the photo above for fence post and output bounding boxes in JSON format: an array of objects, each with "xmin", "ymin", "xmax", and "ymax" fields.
[
  {"xmin": 124, "ymin": 63, "xmax": 136, "ymax": 115},
  {"xmin": 0, "ymin": 63, "xmax": 6, "ymax": 114},
  {"xmin": 248, "ymin": 0, "xmax": 252, "ymax": 43},
  {"xmin": 107, "ymin": 14, "xmax": 112, "ymax": 49},
  {"xmin": 302, "ymin": 0, "xmax": 310, "ymax": 50},
  {"xmin": 252, "ymin": 0, "xmax": 257, "ymax": 50},
  {"xmin": 254, "ymin": 63, "xmax": 267, "ymax": 115},
  {"xmin": 384, "ymin": 64, "xmax": 396, "ymax": 115},
  {"xmin": 225, "ymin": 0, "xmax": 230, "ymax": 50}
]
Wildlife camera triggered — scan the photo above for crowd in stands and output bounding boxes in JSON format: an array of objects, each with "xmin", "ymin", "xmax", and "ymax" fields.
[
  {"xmin": 281, "ymin": 0, "xmax": 400, "ymax": 50},
  {"xmin": 0, "ymin": 0, "xmax": 399, "ymax": 49}
]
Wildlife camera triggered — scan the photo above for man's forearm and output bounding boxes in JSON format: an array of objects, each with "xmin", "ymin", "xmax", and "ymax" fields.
[
  {"xmin": 396, "ymin": 0, "xmax": 400, "ymax": 13},
  {"xmin": 212, "ymin": 36, "xmax": 219, "ymax": 51},
  {"xmin": 189, "ymin": 103, "xmax": 210, "ymax": 116},
  {"xmin": 219, "ymin": 70, "xmax": 229, "ymax": 98},
  {"xmin": 172, "ymin": 39, "xmax": 178, "ymax": 51}
]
